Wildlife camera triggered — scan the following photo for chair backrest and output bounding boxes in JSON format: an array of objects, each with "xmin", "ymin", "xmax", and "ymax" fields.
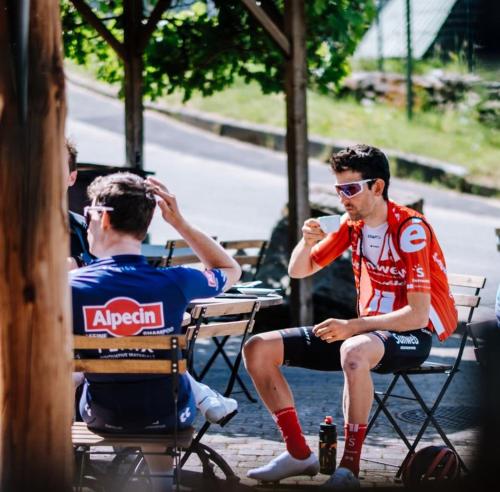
[
  {"xmin": 73, "ymin": 335, "xmax": 187, "ymax": 374},
  {"xmin": 220, "ymin": 239, "xmax": 268, "ymax": 280},
  {"xmin": 447, "ymin": 273, "xmax": 486, "ymax": 325},
  {"xmin": 444, "ymin": 273, "xmax": 486, "ymax": 372},
  {"xmin": 163, "ymin": 238, "xmax": 217, "ymax": 267},
  {"xmin": 187, "ymin": 299, "xmax": 260, "ymax": 341}
]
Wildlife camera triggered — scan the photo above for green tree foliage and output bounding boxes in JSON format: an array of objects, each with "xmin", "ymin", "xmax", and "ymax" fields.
[{"xmin": 62, "ymin": 0, "xmax": 375, "ymax": 101}]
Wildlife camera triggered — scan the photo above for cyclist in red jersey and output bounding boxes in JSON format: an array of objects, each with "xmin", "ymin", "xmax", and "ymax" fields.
[{"xmin": 243, "ymin": 145, "xmax": 457, "ymax": 488}]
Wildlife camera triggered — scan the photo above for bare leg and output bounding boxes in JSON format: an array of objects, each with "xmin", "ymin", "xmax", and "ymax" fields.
[
  {"xmin": 340, "ymin": 333, "xmax": 384, "ymax": 423},
  {"xmin": 243, "ymin": 331, "xmax": 293, "ymax": 412},
  {"xmin": 142, "ymin": 444, "xmax": 174, "ymax": 492},
  {"xmin": 244, "ymin": 331, "xmax": 320, "ymax": 481}
]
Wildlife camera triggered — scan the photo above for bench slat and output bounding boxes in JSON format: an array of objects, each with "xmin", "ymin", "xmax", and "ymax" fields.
[
  {"xmin": 187, "ymin": 320, "xmax": 252, "ymax": 339},
  {"xmin": 453, "ymin": 293, "xmax": 480, "ymax": 308},
  {"xmin": 168, "ymin": 254, "xmax": 201, "ymax": 266},
  {"xmin": 74, "ymin": 359, "xmax": 187, "ymax": 374},
  {"xmin": 74, "ymin": 335, "xmax": 187, "ymax": 350},
  {"xmin": 448, "ymin": 273, "xmax": 486, "ymax": 289},
  {"xmin": 165, "ymin": 239, "xmax": 190, "ymax": 249},
  {"xmin": 234, "ymin": 255, "xmax": 260, "ymax": 266},
  {"xmin": 72, "ymin": 422, "xmax": 194, "ymax": 448},
  {"xmin": 190, "ymin": 299, "xmax": 259, "ymax": 318},
  {"xmin": 221, "ymin": 240, "xmax": 267, "ymax": 250}
]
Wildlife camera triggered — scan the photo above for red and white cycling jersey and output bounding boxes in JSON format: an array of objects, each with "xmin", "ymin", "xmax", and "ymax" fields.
[{"xmin": 311, "ymin": 201, "xmax": 457, "ymax": 341}]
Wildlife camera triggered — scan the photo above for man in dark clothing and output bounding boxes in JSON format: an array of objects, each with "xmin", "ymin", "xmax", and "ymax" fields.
[{"xmin": 65, "ymin": 139, "xmax": 94, "ymax": 267}]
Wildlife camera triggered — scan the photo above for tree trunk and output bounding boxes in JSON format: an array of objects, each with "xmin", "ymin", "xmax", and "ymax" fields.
[
  {"xmin": 124, "ymin": 0, "xmax": 144, "ymax": 169},
  {"xmin": 284, "ymin": 0, "xmax": 313, "ymax": 326},
  {"xmin": 0, "ymin": 1, "xmax": 73, "ymax": 490}
]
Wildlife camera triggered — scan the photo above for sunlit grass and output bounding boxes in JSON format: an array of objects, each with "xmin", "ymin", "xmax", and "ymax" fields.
[{"xmin": 161, "ymin": 79, "xmax": 500, "ymax": 186}]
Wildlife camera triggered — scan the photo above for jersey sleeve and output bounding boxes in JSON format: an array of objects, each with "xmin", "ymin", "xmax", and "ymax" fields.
[
  {"xmin": 169, "ymin": 266, "xmax": 227, "ymax": 300},
  {"xmin": 310, "ymin": 220, "xmax": 351, "ymax": 267},
  {"xmin": 398, "ymin": 218, "xmax": 432, "ymax": 293}
]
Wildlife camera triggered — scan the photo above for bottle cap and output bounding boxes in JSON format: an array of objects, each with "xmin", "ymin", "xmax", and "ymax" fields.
[{"xmin": 324, "ymin": 416, "xmax": 333, "ymax": 424}]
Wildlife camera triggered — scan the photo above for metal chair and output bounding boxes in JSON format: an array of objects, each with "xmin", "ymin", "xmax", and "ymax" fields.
[
  {"xmin": 186, "ymin": 299, "xmax": 260, "ymax": 402},
  {"xmin": 180, "ymin": 299, "xmax": 260, "ymax": 468},
  {"xmin": 162, "ymin": 237, "xmax": 218, "ymax": 267},
  {"xmin": 366, "ymin": 273, "xmax": 486, "ymax": 477},
  {"xmin": 220, "ymin": 239, "xmax": 268, "ymax": 281}
]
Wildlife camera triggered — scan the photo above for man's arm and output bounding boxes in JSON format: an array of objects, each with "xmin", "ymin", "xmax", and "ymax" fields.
[
  {"xmin": 288, "ymin": 219, "xmax": 325, "ymax": 278},
  {"xmin": 313, "ymin": 292, "xmax": 431, "ymax": 342},
  {"xmin": 147, "ymin": 177, "xmax": 241, "ymax": 288}
]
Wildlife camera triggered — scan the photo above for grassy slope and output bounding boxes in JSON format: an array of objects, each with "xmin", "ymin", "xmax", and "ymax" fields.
[{"xmin": 161, "ymin": 79, "xmax": 500, "ymax": 186}]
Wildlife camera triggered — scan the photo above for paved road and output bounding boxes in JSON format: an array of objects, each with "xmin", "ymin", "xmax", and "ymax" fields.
[{"xmin": 67, "ymin": 83, "xmax": 500, "ymax": 309}]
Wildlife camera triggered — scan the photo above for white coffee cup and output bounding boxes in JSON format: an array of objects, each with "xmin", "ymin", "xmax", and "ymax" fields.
[{"xmin": 318, "ymin": 215, "xmax": 341, "ymax": 234}]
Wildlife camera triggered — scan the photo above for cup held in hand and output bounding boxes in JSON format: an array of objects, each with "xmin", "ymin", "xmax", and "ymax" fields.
[{"xmin": 319, "ymin": 215, "xmax": 341, "ymax": 234}]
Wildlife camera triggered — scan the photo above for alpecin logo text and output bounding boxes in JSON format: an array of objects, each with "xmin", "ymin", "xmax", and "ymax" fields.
[{"xmin": 83, "ymin": 297, "xmax": 164, "ymax": 336}]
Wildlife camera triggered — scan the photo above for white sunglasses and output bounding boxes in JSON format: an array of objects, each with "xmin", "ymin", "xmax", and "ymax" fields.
[
  {"xmin": 83, "ymin": 206, "xmax": 114, "ymax": 226},
  {"xmin": 334, "ymin": 179, "xmax": 376, "ymax": 198}
]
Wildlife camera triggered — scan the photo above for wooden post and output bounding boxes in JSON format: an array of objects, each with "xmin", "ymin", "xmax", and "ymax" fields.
[
  {"xmin": 124, "ymin": 0, "xmax": 144, "ymax": 169},
  {"xmin": 284, "ymin": 0, "xmax": 312, "ymax": 326},
  {"xmin": 376, "ymin": 0, "xmax": 384, "ymax": 72},
  {"xmin": 405, "ymin": 0, "xmax": 413, "ymax": 121},
  {"xmin": 0, "ymin": 1, "xmax": 73, "ymax": 490}
]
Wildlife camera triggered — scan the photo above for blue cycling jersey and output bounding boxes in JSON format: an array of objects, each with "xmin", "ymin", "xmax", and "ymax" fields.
[{"xmin": 70, "ymin": 254, "xmax": 226, "ymax": 432}]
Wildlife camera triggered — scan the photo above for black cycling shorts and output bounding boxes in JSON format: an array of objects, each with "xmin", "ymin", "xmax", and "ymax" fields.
[{"xmin": 280, "ymin": 326, "xmax": 432, "ymax": 374}]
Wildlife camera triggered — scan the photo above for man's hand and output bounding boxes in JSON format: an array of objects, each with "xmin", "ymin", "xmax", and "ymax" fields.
[
  {"xmin": 146, "ymin": 177, "xmax": 185, "ymax": 230},
  {"xmin": 312, "ymin": 318, "xmax": 354, "ymax": 343},
  {"xmin": 302, "ymin": 218, "xmax": 326, "ymax": 247}
]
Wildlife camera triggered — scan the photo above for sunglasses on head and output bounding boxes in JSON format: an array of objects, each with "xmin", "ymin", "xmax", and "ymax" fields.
[
  {"xmin": 83, "ymin": 205, "xmax": 114, "ymax": 226},
  {"xmin": 334, "ymin": 178, "xmax": 376, "ymax": 199}
]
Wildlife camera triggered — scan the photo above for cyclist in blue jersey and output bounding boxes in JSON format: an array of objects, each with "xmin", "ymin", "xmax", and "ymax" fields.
[{"xmin": 71, "ymin": 172, "xmax": 241, "ymax": 438}]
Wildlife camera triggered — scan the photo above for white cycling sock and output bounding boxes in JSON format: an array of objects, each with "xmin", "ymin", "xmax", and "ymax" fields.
[{"xmin": 185, "ymin": 371, "xmax": 215, "ymax": 405}]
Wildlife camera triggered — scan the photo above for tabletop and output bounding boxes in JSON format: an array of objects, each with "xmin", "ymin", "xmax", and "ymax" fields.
[{"xmin": 189, "ymin": 293, "xmax": 283, "ymax": 309}]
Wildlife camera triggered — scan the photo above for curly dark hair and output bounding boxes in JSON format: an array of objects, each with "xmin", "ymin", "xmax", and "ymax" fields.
[
  {"xmin": 329, "ymin": 144, "xmax": 390, "ymax": 200},
  {"xmin": 65, "ymin": 138, "xmax": 78, "ymax": 172},
  {"xmin": 87, "ymin": 172, "xmax": 156, "ymax": 240}
]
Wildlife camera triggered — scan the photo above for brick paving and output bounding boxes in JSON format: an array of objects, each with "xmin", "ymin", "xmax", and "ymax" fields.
[
  {"xmin": 181, "ymin": 331, "xmax": 481, "ymax": 489},
  {"xmin": 81, "ymin": 331, "xmax": 481, "ymax": 490}
]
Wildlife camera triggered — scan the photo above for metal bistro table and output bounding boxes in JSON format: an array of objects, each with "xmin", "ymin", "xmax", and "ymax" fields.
[{"xmin": 187, "ymin": 292, "xmax": 283, "ymax": 402}]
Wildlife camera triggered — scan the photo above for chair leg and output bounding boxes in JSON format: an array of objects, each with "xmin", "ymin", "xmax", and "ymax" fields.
[
  {"xmin": 367, "ymin": 374, "xmax": 401, "ymax": 435},
  {"xmin": 396, "ymin": 373, "xmax": 469, "ymax": 477},
  {"xmin": 180, "ymin": 420, "xmax": 212, "ymax": 468},
  {"xmin": 223, "ymin": 329, "xmax": 256, "ymax": 402},
  {"xmin": 197, "ymin": 336, "xmax": 229, "ymax": 381},
  {"xmin": 367, "ymin": 374, "xmax": 413, "ymax": 450},
  {"xmin": 73, "ymin": 446, "xmax": 88, "ymax": 492},
  {"xmin": 374, "ymin": 392, "xmax": 415, "ymax": 451},
  {"xmin": 198, "ymin": 335, "xmax": 256, "ymax": 402}
]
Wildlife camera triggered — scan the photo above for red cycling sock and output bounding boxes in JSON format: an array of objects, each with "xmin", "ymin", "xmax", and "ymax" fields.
[
  {"xmin": 339, "ymin": 423, "xmax": 368, "ymax": 477},
  {"xmin": 274, "ymin": 407, "xmax": 311, "ymax": 460}
]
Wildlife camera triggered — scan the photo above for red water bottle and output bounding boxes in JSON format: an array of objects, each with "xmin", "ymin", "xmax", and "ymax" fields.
[{"xmin": 319, "ymin": 416, "xmax": 337, "ymax": 474}]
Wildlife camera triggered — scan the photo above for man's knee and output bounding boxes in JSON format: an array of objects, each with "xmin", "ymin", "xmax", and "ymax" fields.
[
  {"xmin": 340, "ymin": 338, "xmax": 371, "ymax": 373},
  {"xmin": 243, "ymin": 333, "xmax": 282, "ymax": 373}
]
